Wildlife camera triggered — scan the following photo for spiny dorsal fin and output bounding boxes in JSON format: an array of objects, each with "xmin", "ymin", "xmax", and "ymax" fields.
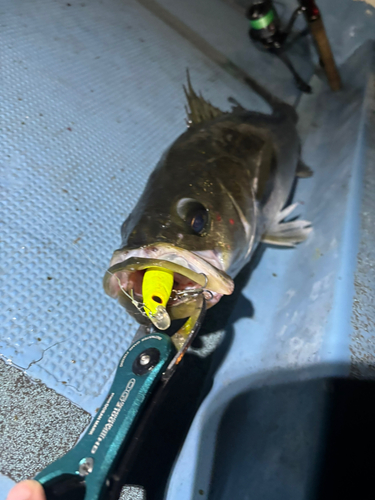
[{"xmin": 183, "ymin": 70, "xmax": 226, "ymax": 127}]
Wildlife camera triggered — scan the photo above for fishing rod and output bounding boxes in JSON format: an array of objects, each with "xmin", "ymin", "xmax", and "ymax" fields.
[{"xmin": 246, "ymin": 0, "xmax": 342, "ymax": 92}]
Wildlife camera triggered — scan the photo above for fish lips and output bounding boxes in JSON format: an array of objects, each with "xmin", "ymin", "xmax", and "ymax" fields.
[{"xmin": 103, "ymin": 245, "xmax": 234, "ymax": 322}]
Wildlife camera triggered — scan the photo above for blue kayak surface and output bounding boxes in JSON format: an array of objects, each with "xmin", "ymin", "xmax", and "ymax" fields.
[{"xmin": 1, "ymin": 0, "xmax": 374, "ymax": 498}]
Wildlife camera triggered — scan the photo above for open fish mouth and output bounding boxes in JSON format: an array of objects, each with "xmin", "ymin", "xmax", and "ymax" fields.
[{"xmin": 103, "ymin": 243, "xmax": 234, "ymax": 319}]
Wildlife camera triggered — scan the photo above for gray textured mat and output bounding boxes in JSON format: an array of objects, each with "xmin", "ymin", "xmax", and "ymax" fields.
[
  {"xmin": 0, "ymin": 359, "xmax": 91, "ymax": 482},
  {"xmin": 350, "ymin": 74, "xmax": 375, "ymax": 377}
]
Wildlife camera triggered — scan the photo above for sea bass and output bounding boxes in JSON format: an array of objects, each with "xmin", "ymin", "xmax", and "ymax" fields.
[{"xmin": 103, "ymin": 73, "xmax": 311, "ymax": 325}]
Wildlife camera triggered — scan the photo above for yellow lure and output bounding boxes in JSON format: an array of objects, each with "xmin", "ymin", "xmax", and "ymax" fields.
[{"xmin": 142, "ymin": 267, "xmax": 174, "ymax": 330}]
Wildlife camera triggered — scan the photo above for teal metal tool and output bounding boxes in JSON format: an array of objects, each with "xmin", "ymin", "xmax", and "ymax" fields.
[{"xmin": 34, "ymin": 294, "xmax": 206, "ymax": 500}]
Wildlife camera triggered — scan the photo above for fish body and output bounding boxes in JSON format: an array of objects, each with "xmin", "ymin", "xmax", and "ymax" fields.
[{"xmin": 104, "ymin": 74, "xmax": 311, "ymax": 323}]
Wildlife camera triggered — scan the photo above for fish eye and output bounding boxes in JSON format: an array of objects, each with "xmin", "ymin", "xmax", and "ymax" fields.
[
  {"xmin": 188, "ymin": 208, "xmax": 209, "ymax": 234},
  {"xmin": 176, "ymin": 198, "xmax": 209, "ymax": 236}
]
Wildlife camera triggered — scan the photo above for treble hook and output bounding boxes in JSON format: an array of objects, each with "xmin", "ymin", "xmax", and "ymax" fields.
[{"xmin": 172, "ymin": 273, "xmax": 213, "ymax": 301}]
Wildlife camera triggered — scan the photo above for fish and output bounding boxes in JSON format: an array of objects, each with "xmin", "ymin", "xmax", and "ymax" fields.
[{"xmin": 103, "ymin": 72, "xmax": 312, "ymax": 325}]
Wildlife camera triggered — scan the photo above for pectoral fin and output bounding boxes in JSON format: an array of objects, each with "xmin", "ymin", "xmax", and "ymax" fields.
[{"xmin": 261, "ymin": 203, "xmax": 312, "ymax": 247}]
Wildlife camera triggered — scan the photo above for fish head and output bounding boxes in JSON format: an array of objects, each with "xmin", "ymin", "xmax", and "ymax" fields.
[
  {"xmin": 103, "ymin": 192, "xmax": 249, "ymax": 323},
  {"xmin": 103, "ymin": 207, "xmax": 237, "ymax": 323}
]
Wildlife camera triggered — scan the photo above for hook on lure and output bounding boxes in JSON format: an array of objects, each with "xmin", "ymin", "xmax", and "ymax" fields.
[{"xmin": 172, "ymin": 273, "xmax": 214, "ymax": 301}]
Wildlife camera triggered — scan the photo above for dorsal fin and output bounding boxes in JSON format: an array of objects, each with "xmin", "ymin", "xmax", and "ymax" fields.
[{"xmin": 183, "ymin": 70, "xmax": 226, "ymax": 127}]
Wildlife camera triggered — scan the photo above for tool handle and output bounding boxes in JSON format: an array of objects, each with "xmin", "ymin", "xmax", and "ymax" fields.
[{"xmin": 35, "ymin": 333, "xmax": 175, "ymax": 500}]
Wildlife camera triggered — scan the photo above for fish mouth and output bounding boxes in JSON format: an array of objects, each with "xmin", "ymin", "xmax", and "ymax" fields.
[{"xmin": 103, "ymin": 243, "xmax": 234, "ymax": 320}]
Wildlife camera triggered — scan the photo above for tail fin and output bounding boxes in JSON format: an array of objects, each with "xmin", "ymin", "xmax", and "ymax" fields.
[{"xmin": 243, "ymin": 76, "xmax": 298, "ymax": 123}]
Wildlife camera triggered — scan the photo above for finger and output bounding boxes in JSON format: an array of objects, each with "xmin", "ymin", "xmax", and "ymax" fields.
[{"xmin": 6, "ymin": 480, "xmax": 46, "ymax": 500}]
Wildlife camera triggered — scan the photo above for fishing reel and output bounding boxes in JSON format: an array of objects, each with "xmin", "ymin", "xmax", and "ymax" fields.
[{"xmin": 246, "ymin": 0, "xmax": 312, "ymax": 93}]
